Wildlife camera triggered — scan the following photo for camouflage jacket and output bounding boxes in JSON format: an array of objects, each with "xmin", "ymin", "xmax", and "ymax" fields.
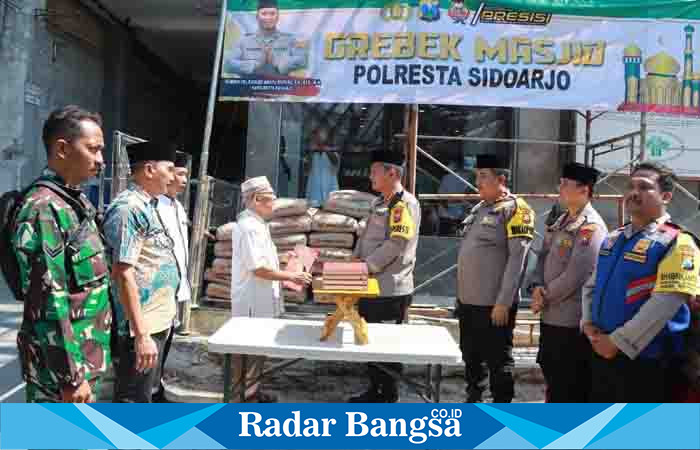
[{"xmin": 11, "ymin": 169, "xmax": 111, "ymax": 395}]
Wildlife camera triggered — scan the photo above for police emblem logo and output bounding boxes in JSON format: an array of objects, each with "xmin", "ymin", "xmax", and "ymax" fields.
[
  {"xmin": 392, "ymin": 206, "xmax": 403, "ymax": 223},
  {"xmin": 447, "ymin": 0, "xmax": 469, "ymax": 24},
  {"xmin": 521, "ymin": 209, "xmax": 532, "ymax": 224},
  {"xmin": 418, "ymin": 0, "xmax": 441, "ymax": 21},
  {"xmin": 680, "ymin": 244, "xmax": 696, "ymax": 271}
]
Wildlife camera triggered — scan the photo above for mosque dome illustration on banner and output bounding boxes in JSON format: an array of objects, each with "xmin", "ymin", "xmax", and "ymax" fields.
[{"xmin": 619, "ymin": 25, "xmax": 700, "ymax": 115}]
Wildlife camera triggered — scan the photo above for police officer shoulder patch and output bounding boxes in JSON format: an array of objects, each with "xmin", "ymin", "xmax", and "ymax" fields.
[
  {"xmin": 653, "ymin": 232, "xmax": 700, "ymax": 295},
  {"xmin": 506, "ymin": 198, "xmax": 535, "ymax": 239},
  {"xmin": 389, "ymin": 201, "xmax": 415, "ymax": 240}
]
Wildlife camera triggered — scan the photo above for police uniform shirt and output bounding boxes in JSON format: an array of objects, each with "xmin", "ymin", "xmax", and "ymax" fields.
[
  {"xmin": 224, "ymin": 31, "xmax": 308, "ymax": 76},
  {"xmin": 582, "ymin": 214, "xmax": 700, "ymax": 359},
  {"xmin": 458, "ymin": 194, "xmax": 535, "ymax": 307},
  {"xmin": 532, "ymin": 203, "xmax": 607, "ymax": 328},
  {"xmin": 353, "ymin": 191, "xmax": 421, "ymax": 297}
]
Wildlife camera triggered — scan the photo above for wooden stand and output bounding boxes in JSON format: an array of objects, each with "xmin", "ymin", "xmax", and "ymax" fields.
[{"xmin": 314, "ymin": 279, "xmax": 380, "ymax": 345}]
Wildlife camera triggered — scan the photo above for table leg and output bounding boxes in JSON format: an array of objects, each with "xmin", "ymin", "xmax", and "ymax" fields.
[
  {"xmin": 223, "ymin": 354, "xmax": 232, "ymax": 403},
  {"xmin": 343, "ymin": 299, "xmax": 368, "ymax": 345},
  {"xmin": 425, "ymin": 364, "xmax": 433, "ymax": 401},
  {"xmin": 321, "ymin": 307, "xmax": 345, "ymax": 341},
  {"xmin": 434, "ymin": 364, "xmax": 442, "ymax": 403},
  {"xmin": 240, "ymin": 354, "xmax": 248, "ymax": 403}
]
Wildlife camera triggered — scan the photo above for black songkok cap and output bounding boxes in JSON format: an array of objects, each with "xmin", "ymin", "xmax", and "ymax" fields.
[
  {"xmin": 475, "ymin": 154, "xmax": 507, "ymax": 169},
  {"xmin": 126, "ymin": 141, "xmax": 177, "ymax": 165},
  {"xmin": 175, "ymin": 151, "xmax": 190, "ymax": 168},
  {"xmin": 562, "ymin": 162, "xmax": 600, "ymax": 185},
  {"xmin": 373, "ymin": 150, "xmax": 405, "ymax": 167},
  {"xmin": 258, "ymin": 0, "xmax": 278, "ymax": 9}
]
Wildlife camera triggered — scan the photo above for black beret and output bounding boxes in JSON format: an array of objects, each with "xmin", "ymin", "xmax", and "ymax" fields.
[
  {"xmin": 175, "ymin": 151, "xmax": 190, "ymax": 168},
  {"xmin": 562, "ymin": 162, "xmax": 600, "ymax": 185},
  {"xmin": 373, "ymin": 150, "xmax": 405, "ymax": 167},
  {"xmin": 475, "ymin": 154, "xmax": 507, "ymax": 169},
  {"xmin": 258, "ymin": 0, "xmax": 277, "ymax": 9},
  {"xmin": 126, "ymin": 141, "xmax": 177, "ymax": 165}
]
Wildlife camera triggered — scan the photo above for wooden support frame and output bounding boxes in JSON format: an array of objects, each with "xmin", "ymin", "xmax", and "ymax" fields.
[{"xmin": 405, "ymin": 104, "xmax": 419, "ymax": 194}]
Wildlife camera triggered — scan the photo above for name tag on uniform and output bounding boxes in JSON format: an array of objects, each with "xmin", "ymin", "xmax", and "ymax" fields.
[
  {"xmin": 624, "ymin": 252, "xmax": 647, "ymax": 264},
  {"xmin": 481, "ymin": 216, "xmax": 497, "ymax": 226}
]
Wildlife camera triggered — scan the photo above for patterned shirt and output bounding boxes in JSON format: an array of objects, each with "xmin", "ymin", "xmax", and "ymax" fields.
[
  {"xmin": 12, "ymin": 169, "xmax": 112, "ymax": 397},
  {"xmin": 103, "ymin": 183, "xmax": 180, "ymax": 336}
]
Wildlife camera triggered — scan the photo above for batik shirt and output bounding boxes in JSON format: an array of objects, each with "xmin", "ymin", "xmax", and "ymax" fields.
[
  {"xmin": 103, "ymin": 183, "xmax": 180, "ymax": 337},
  {"xmin": 12, "ymin": 169, "xmax": 112, "ymax": 398}
]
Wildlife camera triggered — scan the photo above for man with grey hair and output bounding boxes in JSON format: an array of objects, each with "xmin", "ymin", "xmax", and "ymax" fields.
[
  {"xmin": 456, "ymin": 154, "xmax": 535, "ymax": 403},
  {"xmin": 229, "ymin": 176, "xmax": 311, "ymax": 402},
  {"xmin": 350, "ymin": 149, "xmax": 421, "ymax": 403}
]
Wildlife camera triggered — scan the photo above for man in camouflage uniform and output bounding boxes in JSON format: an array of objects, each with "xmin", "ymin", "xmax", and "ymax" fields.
[
  {"xmin": 11, "ymin": 106, "xmax": 110, "ymax": 403},
  {"xmin": 223, "ymin": 0, "xmax": 308, "ymax": 77},
  {"xmin": 456, "ymin": 154, "xmax": 534, "ymax": 403}
]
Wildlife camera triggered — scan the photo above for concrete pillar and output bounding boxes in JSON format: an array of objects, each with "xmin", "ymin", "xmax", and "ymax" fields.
[
  {"xmin": 245, "ymin": 102, "xmax": 282, "ymax": 186},
  {"xmin": 0, "ymin": 0, "xmax": 36, "ymax": 190},
  {"xmin": 514, "ymin": 108, "xmax": 562, "ymax": 194},
  {"xmin": 101, "ymin": 23, "xmax": 131, "ymax": 177}
]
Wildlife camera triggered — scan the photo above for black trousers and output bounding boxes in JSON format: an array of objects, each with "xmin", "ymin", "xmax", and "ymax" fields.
[
  {"xmin": 590, "ymin": 352, "xmax": 670, "ymax": 403},
  {"xmin": 357, "ymin": 295, "xmax": 412, "ymax": 400},
  {"xmin": 113, "ymin": 328, "xmax": 172, "ymax": 403},
  {"xmin": 538, "ymin": 323, "xmax": 592, "ymax": 403},
  {"xmin": 457, "ymin": 303, "xmax": 517, "ymax": 403}
]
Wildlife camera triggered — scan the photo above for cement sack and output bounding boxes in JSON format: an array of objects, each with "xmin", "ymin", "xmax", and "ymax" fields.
[
  {"xmin": 206, "ymin": 283, "xmax": 231, "ymax": 300},
  {"xmin": 272, "ymin": 234, "xmax": 307, "ymax": 248},
  {"xmin": 311, "ymin": 212, "xmax": 358, "ymax": 233},
  {"xmin": 271, "ymin": 198, "xmax": 309, "ymax": 218},
  {"xmin": 311, "ymin": 247, "xmax": 353, "ymax": 263},
  {"xmin": 214, "ymin": 241, "xmax": 233, "ymax": 257},
  {"xmin": 212, "ymin": 258, "xmax": 232, "ymax": 275},
  {"xmin": 283, "ymin": 288, "xmax": 308, "ymax": 304},
  {"xmin": 324, "ymin": 191, "xmax": 377, "ymax": 218},
  {"xmin": 216, "ymin": 222, "xmax": 235, "ymax": 241},
  {"xmin": 205, "ymin": 269, "xmax": 230, "ymax": 285},
  {"xmin": 329, "ymin": 190, "xmax": 377, "ymax": 203},
  {"xmin": 270, "ymin": 214, "xmax": 312, "ymax": 236},
  {"xmin": 309, "ymin": 233, "xmax": 355, "ymax": 249}
]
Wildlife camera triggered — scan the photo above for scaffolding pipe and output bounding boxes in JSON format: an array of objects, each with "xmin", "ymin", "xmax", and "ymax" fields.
[
  {"xmin": 639, "ymin": 112, "xmax": 648, "ymax": 161},
  {"xmin": 396, "ymin": 133, "xmax": 582, "ymax": 147},
  {"xmin": 585, "ymin": 110, "xmax": 592, "ymax": 165},
  {"xmin": 187, "ymin": 0, "xmax": 227, "ymax": 325}
]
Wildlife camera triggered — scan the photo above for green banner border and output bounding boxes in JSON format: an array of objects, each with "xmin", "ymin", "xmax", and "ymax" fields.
[{"xmin": 227, "ymin": 0, "xmax": 700, "ymax": 20}]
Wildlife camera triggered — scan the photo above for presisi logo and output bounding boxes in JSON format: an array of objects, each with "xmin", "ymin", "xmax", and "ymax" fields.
[
  {"xmin": 381, "ymin": 1, "xmax": 411, "ymax": 21},
  {"xmin": 470, "ymin": 3, "xmax": 552, "ymax": 26}
]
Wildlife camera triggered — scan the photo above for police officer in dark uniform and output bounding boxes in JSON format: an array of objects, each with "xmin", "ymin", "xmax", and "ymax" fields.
[
  {"xmin": 531, "ymin": 163, "xmax": 607, "ymax": 402},
  {"xmin": 350, "ymin": 149, "xmax": 421, "ymax": 403},
  {"xmin": 456, "ymin": 154, "xmax": 535, "ymax": 403}
]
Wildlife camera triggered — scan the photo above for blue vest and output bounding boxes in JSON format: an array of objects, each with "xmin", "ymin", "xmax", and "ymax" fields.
[{"xmin": 592, "ymin": 223, "xmax": 690, "ymax": 359}]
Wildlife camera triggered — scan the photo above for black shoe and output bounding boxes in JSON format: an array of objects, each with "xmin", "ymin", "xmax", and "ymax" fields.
[
  {"xmin": 380, "ymin": 386, "xmax": 400, "ymax": 403},
  {"xmin": 254, "ymin": 391, "xmax": 278, "ymax": 403},
  {"xmin": 348, "ymin": 389, "xmax": 381, "ymax": 403}
]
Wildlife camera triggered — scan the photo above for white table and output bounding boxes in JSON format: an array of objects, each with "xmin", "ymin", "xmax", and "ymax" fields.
[{"xmin": 208, "ymin": 317, "xmax": 463, "ymax": 403}]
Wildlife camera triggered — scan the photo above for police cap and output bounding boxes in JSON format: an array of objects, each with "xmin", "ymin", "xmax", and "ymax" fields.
[
  {"xmin": 126, "ymin": 141, "xmax": 177, "ymax": 165},
  {"xmin": 373, "ymin": 149, "xmax": 405, "ymax": 167},
  {"xmin": 562, "ymin": 162, "xmax": 600, "ymax": 185},
  {"xmin": 475, "ymin": 154, "xmax": 507, "ymax": 169}
]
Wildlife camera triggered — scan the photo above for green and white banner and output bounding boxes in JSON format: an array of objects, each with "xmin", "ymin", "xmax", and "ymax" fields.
[{"xmin": 219, "ymin": 0, "xmax": 700, "ymax": 115}]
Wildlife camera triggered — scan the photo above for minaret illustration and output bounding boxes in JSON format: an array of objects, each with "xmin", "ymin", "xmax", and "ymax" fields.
[{"xmin": 683, "ymin": 25, "xmax": 694, "ymax": 107}]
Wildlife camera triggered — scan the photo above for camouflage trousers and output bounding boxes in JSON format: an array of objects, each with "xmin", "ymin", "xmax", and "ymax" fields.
[{"xmin": 25, "ymin": 377, "xmax": 102, "ymax": 403}]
